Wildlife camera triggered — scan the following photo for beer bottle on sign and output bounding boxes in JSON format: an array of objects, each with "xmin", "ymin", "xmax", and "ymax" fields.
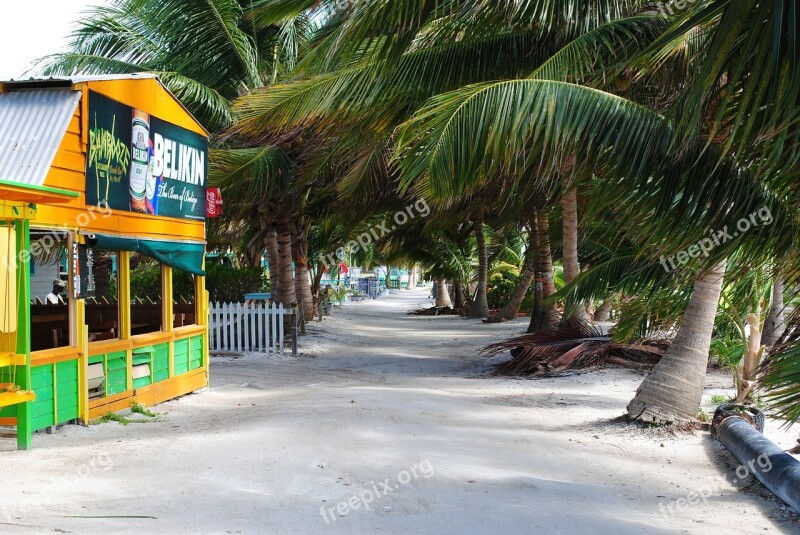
[{"xmin": 129, "ymin": 109, "xmax": 150, "ymax": 213}]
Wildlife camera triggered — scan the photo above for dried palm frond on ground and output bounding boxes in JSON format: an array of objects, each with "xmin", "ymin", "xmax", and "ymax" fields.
[
  {"xmin": 408, "ymin": 306, "xmax": 460, "ymax": 316},
  {"xmin": 484, "ymin": 319, "xmax": 668, "ymax": 376}
]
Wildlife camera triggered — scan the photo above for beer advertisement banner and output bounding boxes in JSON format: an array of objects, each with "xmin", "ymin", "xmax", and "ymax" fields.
[{"xmin": 86, "ymin": 91, "xmax": 208, "ymax": 220}]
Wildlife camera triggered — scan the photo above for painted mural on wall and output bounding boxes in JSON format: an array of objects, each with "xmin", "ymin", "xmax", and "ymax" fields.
[{"xmin": 86, "ymin": 91, "xmax": 208, "ymax": 220}]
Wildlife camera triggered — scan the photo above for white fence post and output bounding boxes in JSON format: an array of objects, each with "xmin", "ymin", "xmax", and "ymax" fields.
[
  {"xmin": 278, "ymin": 303, "xmax": 285, "ymax": 355},
  {"xmin": 221, "ymin": 302, "xmax": 228, "ymax": 351},
  {"xmin": 256, "ymin": 302, "xmax": 263, "ymax": 352}
]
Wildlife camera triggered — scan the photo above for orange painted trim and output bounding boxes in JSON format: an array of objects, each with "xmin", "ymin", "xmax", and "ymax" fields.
[
  {"xmin": 88, "ymin": 339, "xmax": 131, "ymax": 357},
  {"xmin": 88, "ymin": 368, "xmax": 207, "ymax": 420},
  {"xmin": 0, "ymin": 417, "xmax": 17, "ymax": 426},
  {"xmin": 87, "ymin": 327, "xmax": 207, "ymax": 357},
  {"xmin": 173, "ymin": 325, "xmax": 206, "ymax": 338},
  {"xmin": 30, "ymin": 347, "xmax": 81, "ymax": 366},
  {"xmin": 130, "ymin": 331, "xmax": 174, "ymax": 346},
  {"xmin": 88, "ymin": 390, "xmax": 130, "ymax": 410},
  {"xmin": 33, "ymin": 204, "xmax": 206, "ymax": 242},
  {"xmin": 75, "ymin": 79, "xmax": 208, "ymax": 137}
]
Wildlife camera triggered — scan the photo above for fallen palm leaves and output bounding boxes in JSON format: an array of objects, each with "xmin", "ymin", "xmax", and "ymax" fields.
[
  {"xmin": 408, "ymin": 306, "xmax": 460, "ymax": 316},
  {"xmin": 484, "ymin": 319, "xmax": 668, "ymax": 375}
]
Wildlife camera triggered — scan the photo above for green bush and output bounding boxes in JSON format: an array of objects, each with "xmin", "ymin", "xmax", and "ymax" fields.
[
  {"xmin": 173, "ymin": 269, "xmax": 195, "ymax": 302},
  {"xmin": 709, "ymin": 335, "xmax": 744, "ymax": 368},
  {"xmin": 206, "ymin": 264, "xmax": 268, "ymax": 303},
  {"xmin": 487, "ymin": 271, "xmax": 517, "ymax": 309},
  {"xmin": 130, "ymin": 262, "xmax": 267, "ymax": 303},
  {"xmin": 130, "ymin": 262, "xmax": 161, "ymax": 302}
]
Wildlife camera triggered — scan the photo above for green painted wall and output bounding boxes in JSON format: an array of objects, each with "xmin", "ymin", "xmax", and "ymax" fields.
[{"xmin": 29, "ymin": 360, "xmax": 80, "ymax": 432}]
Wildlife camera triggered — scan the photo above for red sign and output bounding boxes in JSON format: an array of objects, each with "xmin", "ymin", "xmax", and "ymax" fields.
[{"xmin": 206, "ymin": 188, "xmax": 223, "ymax": 218}]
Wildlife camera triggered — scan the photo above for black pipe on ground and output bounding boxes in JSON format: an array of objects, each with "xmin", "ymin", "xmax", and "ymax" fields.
[{"xmin": 714, "ymin": 416, "xmax": 800, "ymax": 513}]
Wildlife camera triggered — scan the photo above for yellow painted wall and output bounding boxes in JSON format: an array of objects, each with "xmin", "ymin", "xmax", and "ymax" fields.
[{"xmin": 37, "ymin": 77, "xmax": 207, "ymax": 242}]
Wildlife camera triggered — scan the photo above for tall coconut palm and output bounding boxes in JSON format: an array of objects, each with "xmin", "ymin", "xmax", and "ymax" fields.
[
  {"xmin": 208, "ymin": 145, "xmax": 305, "ymax": 306},
  {"xmin": 468, "ymin": 213, "xmax": 490, "ymax": 318},
  {"xmin": 392, "ymin": 13, "xmax": 796, "ymax": 424},
  {"xmin": 38, "ymin": 0, "xmax": 311, "ymax": 131},
  {"xmin": 627, "ymin": 260, "xmax": 728, "ymax": 422},
  {"xmin": 763, "ymin": 275, "xmax": 787, "ymax": 349}
]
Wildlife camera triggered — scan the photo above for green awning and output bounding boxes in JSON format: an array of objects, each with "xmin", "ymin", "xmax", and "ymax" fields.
[{"xmin": 87, "ymin": 234, "xmax": 205, "ymax": 276}]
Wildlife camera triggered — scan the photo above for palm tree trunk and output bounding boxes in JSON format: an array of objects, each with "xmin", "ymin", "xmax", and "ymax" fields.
[
  {"xmin": 594, "ymin": 300, "xmax": 613, "ymax": 322},
  {"xmin": 312, "ymin": 262, "xmax": 325, "ymax": 309},
  {"xmin": 528, "ymin": 209, "xmax": 559, "ymax": 333},
  {"xmin": 406, "ymin": 265, "xmax": 417, "ymax": 290},
  {"xmin": 263, "ymin": 218, "xmax": 281, "ymax": 304},
  {"xmin": 494, "ymin": 226, "xmax": 536, "ymax": 321},
  {"xmin": 275, "ymin": 201, "xmax": 296, "ymax": 306},
  {"xmin": 561, "ymin": 187, "xmax": 581, "ymax": 283},
  {"xmin": 454, "ymin": 279, "xmax": 466, "ymax": 309},
  {"xmin": 468, "ymin": 215, "xmax": 490, "ymax": 318},
  {"xmin": 292, "ymin": 233, "xmax": 315, "ymax": 321},
  {"xmin": 763, "ymin": 274, "xmax": 786, "ymax": 348},
  {"xmin": 561, "ymin": 185, "xmax": 589, "ymax": 321},
  {"xmin": 627, "ymin": 260, "xmax": 727, "ymax": 424},
  {"xmin": 435, "ymin": 279, "xmax": 452, "ymax": 307}
]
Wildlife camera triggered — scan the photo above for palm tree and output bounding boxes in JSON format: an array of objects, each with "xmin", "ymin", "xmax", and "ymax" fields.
[
  {"xmin": 59, "ymin": 0, "xmax": 800, "ymax": 425},
  {"xmin": 763, "ymin": 275, "xmax": 787, "ymax": 349},
  {"xmin": 38, "ymin": 0, "xmax": 310, "ymax": 131},
  {"xmin": 468, "ymin": 212, "xmax": 490, "ymax": 318},
  {"xmin": 228, "ymin": 3, "xmax": 669, "ymax": 323},
  {"xmin": 627, "ymin": 260, "xmax": 727, "ymax": 422},
  {"xmin": 492, "ymin": 220, "xmax": 536, "ymax": 321},
  {"xmin": 391, "ymin": 3, "xmax": 798, "ymax": 423},
  {"xmin": 208, "ymin": 145, "xmax": 306, "ymax": 307}
]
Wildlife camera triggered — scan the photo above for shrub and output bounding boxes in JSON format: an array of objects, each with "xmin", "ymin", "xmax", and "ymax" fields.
[
  {"xmin": 130, "ymin": 262, "xmax": 268, "ymax": 303},
  {"xmin": 206, "ymin": 264, "xmax": 268, "ymax": 303},
  {"xmin": 487, "ymin": 268, "xmax": 536, "ymax": 311},
  {"xmin": 487, "ymin": 271, "xmax": 517, "ymax": 309}
]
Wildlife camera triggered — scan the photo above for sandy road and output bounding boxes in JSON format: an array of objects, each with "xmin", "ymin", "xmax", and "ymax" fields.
[{"xmin": 1, "ymin": 289, "xmax": 798, "ymax": 534}]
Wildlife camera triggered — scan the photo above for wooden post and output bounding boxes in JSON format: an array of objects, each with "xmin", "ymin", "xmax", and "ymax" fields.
[
  {"xmin": 162, "ymin": 265, "xmax": 173, "ymax": 332},
  {"xmin": 16, "ymin": 219, "xmax": 32, "ymax": 450},
  {"xmin": 76, "ymin": 299, "xmax": 90, "ymax": 425},
  {"xmin": 118, "ymin": 251, "xmax": 131, "ymax": 339},
  {"xmin": 118, "ymin": 251, "xmax": 132, "ymax": 391}
]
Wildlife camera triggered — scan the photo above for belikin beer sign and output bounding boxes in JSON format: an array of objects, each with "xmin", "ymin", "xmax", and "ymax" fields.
[{"xmin": 86, "ymin": 91, "xmax": 208, "ymax": 220}]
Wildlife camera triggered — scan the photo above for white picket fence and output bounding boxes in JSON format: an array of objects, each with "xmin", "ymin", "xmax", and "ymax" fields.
[{"xmin": 209, "ymin": 302, "xmax": 297, "ymax": 355}]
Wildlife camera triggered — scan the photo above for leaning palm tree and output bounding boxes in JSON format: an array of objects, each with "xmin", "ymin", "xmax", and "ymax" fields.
[
  {"xmin": 208, "ymin": 145, "xmax": 301, "ymax": 307},
  {"xmin": 392, "ymin": 2, "xmax": 799, "ymax": 424},
  {"xmin": 227, "ymin": 1, "xmax": 668, "ymax": 319}
]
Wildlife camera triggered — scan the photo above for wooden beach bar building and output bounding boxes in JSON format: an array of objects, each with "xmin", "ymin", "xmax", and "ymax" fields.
[{"xmin": 0, "ymin": 74, "xmax": 209, "ymax": 449}]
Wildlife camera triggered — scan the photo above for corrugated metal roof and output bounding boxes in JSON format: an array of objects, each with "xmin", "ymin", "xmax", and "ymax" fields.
[
  {"xmin": 0, "ymin": 90, "xmax": 81, "ymax": 187},
  {"xmin": 3, "ymin": 73, "xmax": 158, "ymax": 84},
  {"xmin": 2, "ymin": 73, "xmax": 209, "ymax": 137}
]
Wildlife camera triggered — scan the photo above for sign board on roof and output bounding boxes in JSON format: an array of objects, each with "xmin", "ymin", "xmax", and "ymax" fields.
[{"xmin": 85, "ymin": 91, "xmax": 208, "ymax": 220}]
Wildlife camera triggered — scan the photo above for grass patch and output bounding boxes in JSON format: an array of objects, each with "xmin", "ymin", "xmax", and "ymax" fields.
[
  {"xmin": 710, "ymin": 394, "xmax": 729, "ymax": 405},
  {"xmin": 131, "ymin": 402, "xmax": 160, "ymax": 418},
  {"xmin": 91, "ymin": 402, "xmax": 164, "ymax": 425}
]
